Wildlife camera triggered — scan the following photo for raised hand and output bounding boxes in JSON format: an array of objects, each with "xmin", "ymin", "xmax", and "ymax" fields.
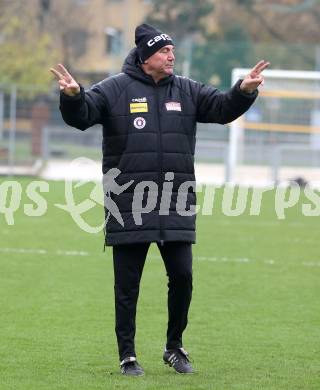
[
  {"xmin": 50, "ymin": 64, "xmax": 80, "ymax": 96},
  {"xmin": 240, "ymin": 60, "xmax": 270, "ymax": 94}
]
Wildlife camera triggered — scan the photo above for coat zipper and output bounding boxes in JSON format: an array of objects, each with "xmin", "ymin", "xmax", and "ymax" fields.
[{"xmin": 155, "ymin": 86, "xmax": 164, "ymax": 245}]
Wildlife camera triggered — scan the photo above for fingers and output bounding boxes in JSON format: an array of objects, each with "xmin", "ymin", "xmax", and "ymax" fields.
[
  {"xmin": 252, "ymin": 60, "xmax": 266, "ymax": 70},
  {"xmin": 250, "ymin": 74, "xmax": 264, "ymax": 83},
  {"xmin": 57, "ymin": 63, "xmax": 73, "ymax": 82},
  {"xmin": 50, "ymin": 67, "xmax": 64, "ymax": 80},
  {"xmin": 258, "ymin": 60, "xmax": 270, "ymax": 73},
  {"xmin": 58, "ymin": 79, "xmax": 68, "ymax": 88},
  {"xmin": 248, "ymin": 76, "xmax": 264, "ymax": 87},
  {"xmin": 242, "ymin": 73, "xmax": 265, "ymax": 91},
  {"xmin": 50, "ymin": 64, "xmax": 73, "ymax": 83},
  {"xmin": 251, "ymin": 60, "xmax": 270, "ymax": 75}
]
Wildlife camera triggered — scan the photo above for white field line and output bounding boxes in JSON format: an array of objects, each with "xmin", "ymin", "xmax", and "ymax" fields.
[
  {"xmin": 215, "ymin": 220, "xmax": 309, "ymax": 228},
  {"xmin": 1, "ymin": 247, "xmax": 320, "ymax": 268},
  {"xmin": 149, "ymin": 254, "xmax": 275, "ymax": 265},
  {"xmin": 0, "ymin": 247, "xmax": 89, "ymax": 256},
  {"xmin": 302, "ymin": 261, "xmax": 320, "ymax": 268}
]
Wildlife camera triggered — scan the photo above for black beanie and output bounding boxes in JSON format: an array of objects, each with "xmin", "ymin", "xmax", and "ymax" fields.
[{"xmin": 135, "ymin": 23, "xmax": 173, "ymax": 63}]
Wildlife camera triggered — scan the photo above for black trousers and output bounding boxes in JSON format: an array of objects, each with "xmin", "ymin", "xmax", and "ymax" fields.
[{"xmin": 113, "ymin": 241, "xmax": 193, "ymax": 361}]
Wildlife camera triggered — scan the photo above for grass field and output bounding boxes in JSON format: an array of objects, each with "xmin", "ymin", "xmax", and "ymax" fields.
[{"xmin": 0, "ymin": 178, "xmax": 319, "ymax": 389}]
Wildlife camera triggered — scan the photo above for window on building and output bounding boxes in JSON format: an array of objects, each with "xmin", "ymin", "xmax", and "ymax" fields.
[
  {"xmin": 105, "ymin": 27, "xmax": 123, "ymax": 55},
  {"xmin": 68, "ymin": 29, "xmax": 88, "ymax": 59},
  {"xmin": 40, "ymin": 0, "xmax": 50, "ymax": 12},
  {"xmin": 73, "ymin": 0, "xmax": 88, "ymax": 5}
]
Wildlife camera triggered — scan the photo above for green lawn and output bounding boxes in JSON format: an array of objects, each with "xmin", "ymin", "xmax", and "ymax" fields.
[{"xmin": 0, "ymin": 178, "xmax": 319, "ymax": 389}]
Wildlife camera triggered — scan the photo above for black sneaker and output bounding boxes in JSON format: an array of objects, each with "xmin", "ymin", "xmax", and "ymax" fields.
[
  {"xmin": 120, "ymin": 357, "xmax": 144, "ymax": 376},
  {"xmin": 163, "ymin": 347, "xmax": 193, "ymax": 374}
]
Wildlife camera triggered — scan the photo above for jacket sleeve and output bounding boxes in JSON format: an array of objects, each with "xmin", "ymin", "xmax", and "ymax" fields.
[
  {"xmin": 196, "ymin": 79, "xmax": 258, "ymax": 124},
  {"xmin": 59, "ymin": 84, "xmax": 109, "ymax": 131}
]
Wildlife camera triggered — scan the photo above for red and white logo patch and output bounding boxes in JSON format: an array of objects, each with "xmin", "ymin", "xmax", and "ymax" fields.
[
  {"xmin": 165, "ymin": 102, "xmax": 182, "ymax": 112},
  {"xmin": 133, "ymin": 117, "xmax": 146, "ymax": 129}
]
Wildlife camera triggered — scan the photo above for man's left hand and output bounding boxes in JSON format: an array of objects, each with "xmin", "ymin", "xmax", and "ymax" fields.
[{"xmin": 240, "ymin": 60, "xmax": 270, "ymax": 94}]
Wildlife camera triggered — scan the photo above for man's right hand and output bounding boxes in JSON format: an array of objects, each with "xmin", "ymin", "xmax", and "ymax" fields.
[{"xmin": 50, "ymin": 64, "xmax": 80, "ymax": 96}]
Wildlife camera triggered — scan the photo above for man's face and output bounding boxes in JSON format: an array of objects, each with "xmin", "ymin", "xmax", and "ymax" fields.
[{"xmin": 145, "ymin": 45, "xmax": 175, "ymax": 78}]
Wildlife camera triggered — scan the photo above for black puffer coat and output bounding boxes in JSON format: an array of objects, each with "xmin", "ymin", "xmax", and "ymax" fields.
[{"xmin": 60, "ymin": 48, "xmax": 257, "ymax": 246}]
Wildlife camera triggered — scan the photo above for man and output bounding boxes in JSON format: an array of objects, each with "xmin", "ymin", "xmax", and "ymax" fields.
[{"xmin": 51, "ymin": 23, "xmax": 269, "ymax": 376}]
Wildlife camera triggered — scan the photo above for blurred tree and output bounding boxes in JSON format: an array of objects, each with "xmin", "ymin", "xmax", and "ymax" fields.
[
  {"xmin": 216, "ymin": 0, "xmax": 320, "ymax": 68},
  {"xmin": 38, "ymin": 0, "xmax": 92, "ymax": 74},
  {"xmin": 263, "ymin": 0, "xmax": 317, "ymax": 14},
  {"xmin": 233, "ymin": 0, "xmax": 284, "ymax": 41},
  {"xmin": 144, "ymin": 0, "xmax": 255, "ymax": 86},
  {"xmin": 0, "ymin": 0, "xmax": 92, "ymax": 92},
  {"xmin": 145, "ymin": 0, "xmax": 218, "ymax": 82},
  {"xmin": 144, "ymin": 0, "xmax": 320, "ymax": 82},
  {"xmin": 145, "ymin": 0, "xmax": 214, "ymax": 41},
  {"xmin": 0, "ymin": 1, "xmax": 57, "ymax": 93},
  {"xmin": 233, "ymin": 0, "xmax": 320, "ymax": 44},
  {"xmin": 192, "ymin": 26, "xmax": 254, "ymax": 88}
]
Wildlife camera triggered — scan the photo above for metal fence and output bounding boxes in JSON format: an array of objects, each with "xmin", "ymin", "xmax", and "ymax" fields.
[
  {"xmin": 1, "ymin": 81, "xmax": 320, "ymax": 186},
  {"xmin": 0, "ymin": 85, "xmax": 230, "ymax": 175}
]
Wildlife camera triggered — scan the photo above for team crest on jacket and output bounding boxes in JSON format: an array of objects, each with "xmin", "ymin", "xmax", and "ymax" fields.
[
  {"xmin": 133, "ymin": 117, "xmax": 146, "ymax": 129},
  {"xmin": 165, "ymin": 102, "xmax": 182, "ymax": 112}
]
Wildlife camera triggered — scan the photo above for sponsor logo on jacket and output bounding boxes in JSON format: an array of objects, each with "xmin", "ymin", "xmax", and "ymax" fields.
[
  {"xmin": 132, "ymin": 97, "xmax": 147, "ymax": 103},
  {"xmin": 130, "ymin": 102, "xmax": 148, "ymax": 113},
  {"xmin": 165, "ymin": 102, "xmax": 182, "ymax": 112}
]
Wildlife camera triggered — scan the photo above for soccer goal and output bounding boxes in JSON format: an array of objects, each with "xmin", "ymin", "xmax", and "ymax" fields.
[{"xmin": 227, "ymin": 68, "xmax": 320, "ymax": 186}]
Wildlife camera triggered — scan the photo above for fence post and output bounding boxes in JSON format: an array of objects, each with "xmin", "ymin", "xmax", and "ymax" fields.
[
  {"xmin": 42, "ymin": 126, "xmax": 49, "ymax": 161},
  {"xmin": 0, "ymin": 91, "xmax": 4, "ymax": 141},
  {"xmin": 8, "ymin": 85, "xmax": 17, "ymax": 176},
  {"xmin": 271, "ymin": 145, "xmax": 281, "ymax": 184}
]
